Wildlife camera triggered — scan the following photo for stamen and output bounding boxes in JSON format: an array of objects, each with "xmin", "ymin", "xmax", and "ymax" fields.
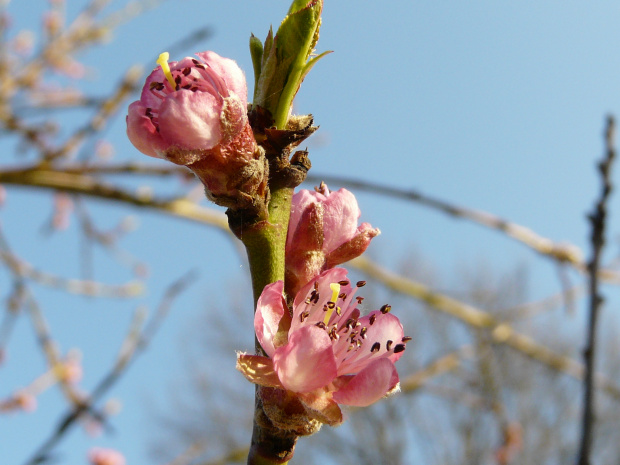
[
  {"xmin": 338, "ymin": 280, "xmax": 349, "ymax": 286},
  {"xmin": 371, "ymin": 342, "xmax": 381, "ymax": 353},
  {"xmin": 393, "ymin": 344, "xmax": 406, "ymax": 353},
  {"xmin": 369, "ymin": 314, "xmax": 376, "ymax": 325},
  {"xmin": 380, "ymin": 304, "xmax": 391, "ymax": 314},
  {"xmin": 386, "ymin": 340, "xmax": 393, "ymax": 351},
  {"xmin": 402, "ymin": 336, "xmax": 412, "ymax": 343},
  {"xmin": 356, "ymin": 281, "xmax": 366, "ymax": 287},
  {"xmin": 156, "ymin": 52, "xmax": 176, "ymax": 88},
  {"xmin": 360, "ymin": 327, "xmax": 368, "ymax": 339}
]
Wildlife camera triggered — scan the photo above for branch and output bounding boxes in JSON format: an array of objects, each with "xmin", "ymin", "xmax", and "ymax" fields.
[
  {"xmin": 577, "ymin": 115, "xmax": 616, "ymax": 465},
  {"xmin": 305, "ymin": 174, "xmax": 620, "ymax": 283}
]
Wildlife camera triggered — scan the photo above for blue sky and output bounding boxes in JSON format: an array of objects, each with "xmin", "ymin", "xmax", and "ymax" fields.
[{"xmin": 2, "ymin": 1, "xmax": 620, "ymax": 464}]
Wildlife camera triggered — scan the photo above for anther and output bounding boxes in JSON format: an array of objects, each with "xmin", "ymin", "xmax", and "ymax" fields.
[
  {"xmin": 386, "ymin": 340, "xmax": 393, "ymax": 351},
  {"xmin": 371, "ymin": 342, "xmax": 381, "ymax": 353},
  {"xmin": 402, "ymin": 336, "xmax": 412, "ymax": 343},
  {"xmin": 380, "ymin": 304, "xmax": 391, "ymax": 314},
  {"xmin": 336, "ymin": 306, "xmax": 341, "ymax": 316},
  {"xmin": 327, "ymin": 302, "xmax": 336, "ymax": 309},
  {"xmin": 369, "ymin": 314, "xmax": 376, "ymax": 325},
  {"xmin": 393, "ymin": 344, "xmax": 406, "ymax": 353},
  {"xmin": 357, "ymin": 281, "xmax": 366, "ymax": 287},
  {"xmin": 360, "ymin": 327, "xmax": 368, "ymax": 339},
  {"xmin": 338, "ymin": 280, "xmax": 349, "ymax": 286},
  {"xmin": 338, "ymin": 293, "xmax": 347, "ymax": 300},
  {"xmin": 315, "ymin": 322, "xmax": 327, "ymax": 330},
  {"xmin": 356, "ymin": 297, "xmax": 365, "ymax": 304},
  {"xmin": 182, "ymin": 67, "xmax": 191, "ymax": 76},
  {"xmin": 300, "ymin": 311, "xmax": 310, "ymax": 322}
]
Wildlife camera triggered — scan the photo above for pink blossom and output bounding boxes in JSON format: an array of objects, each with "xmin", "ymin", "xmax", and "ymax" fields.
[
  {"xmin": 285, "ymin": 183, "xmax": 380, "ymax": 296},
  {"xmin": 237, "ymin": 268, "xmax": 408, "ymax": 426},
  {"xmin": 88, "ymin": 447, "xmax": 126, "ymax": 465},
  {"xmin": 126, "ymin": 51, "xmax": 267, "ymax": 211},
  {"xmin": 126, "ymin": 50, "xmax": 248, "ymax": 158}
]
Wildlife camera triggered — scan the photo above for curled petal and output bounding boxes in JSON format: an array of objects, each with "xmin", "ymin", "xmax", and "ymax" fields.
[
  {"xmin": 273, "ymin": 326, "xmax": 337, "ymax": 393},
  {"xmin": 255, "ymin": 281, "xmax": 290, "ymax": 356},
  {"xmin": 332, "ymin": 358, "xmax": 399, "ymax": 407},
  {"xmin": 126, "ymin": 101, "xmax": 167, "ymax": 158},
  {"xmin": 158, "ymin": 90, "xmax": 223, "ymax": 150},
  {"xmin": 325, "ymin": 223, "xmax": 381, "ymax": 268},
  {"xmin": 321, "ymin": 188, "xmax": 361, "ymax": 252},
  {"xmin": 195, "ymin": 51, "xmax": 248, "ymax": 105},
  {"xmin": 236, "ymin": 354, "xmax": 283, "ymax": 388}
]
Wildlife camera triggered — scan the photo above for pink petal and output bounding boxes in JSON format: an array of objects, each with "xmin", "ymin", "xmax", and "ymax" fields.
[
  {"xmin": 273, "ymin": 326, "xmax": 337, "ymax": 393},
  {"xmin": 321, "ymin": 188, "xmax": 361, "ymax": 252},
  {"xmin": 332, "ymin": 358, "xmax": 399, "ymax": 407},
  {"xmin": 158, "ymin": 90, "xmax": 223, "ymax": 150},
  {"xmin": 126, "ymin": 101, "xmax": 167, "ymax": 157},
  {"xmin": 236, "ymin": 354, "xmax": 283, "ymax": 388},
  {"xmin": 255, "ymin": 281, "xmax": 290, "ymax": 356},
  {"xmin": 195, "ymin": 51, "xmax": 248, "ymax": 105},
  {"xmin": 324, "ymin": 222, "xmax": 380, "ymax": 268}
]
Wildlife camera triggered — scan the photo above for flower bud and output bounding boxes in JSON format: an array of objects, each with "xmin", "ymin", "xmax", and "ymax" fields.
[
  {"xmin": 126, "ymin": 51, "xmax": 268, "ymax": 215},
  {"xmin": 285, "ymin": 183, "xmax": 380, "ymax": 295}
]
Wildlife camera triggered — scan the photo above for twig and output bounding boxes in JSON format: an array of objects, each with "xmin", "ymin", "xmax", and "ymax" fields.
[
  {"xmin": 23, "ymin": 270, "xmax": 198, "ymax": 465},
  {"xmin": 576, "ymin": 115, "xmax": 616, "ymax": 465},
  {"xmin": 304, "ymin": 174, "xmax": 616, "ymax": 281}
]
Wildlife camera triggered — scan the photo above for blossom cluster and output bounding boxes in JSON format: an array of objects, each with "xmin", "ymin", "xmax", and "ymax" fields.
[{"xmin": 126, "ymin": 49, "xmax": 408, "ymax": 432}]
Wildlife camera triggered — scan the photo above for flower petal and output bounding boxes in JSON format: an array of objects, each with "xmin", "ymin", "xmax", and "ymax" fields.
[
  {"xmin": 236, "ymin": 353, "xmax": 283, "ymax": 388},
  {"xmin": 195, "ymin": 51, "xmax": 248, "ymax": 105},
  {"xmin": 273, "ymin": 326, "xmax": 337, "ymax": 393},
  {"xmin": 126, "ymin": 101, "xmax": 167, "ymax": 158},
  {"xmin": 255, "ymin": 281, "xmax": 290, "ymax": 356},
  {"xmin": 332, "ymin": 358, "xmax": 399, "ymax": 407},
  {"xmin": 321, "ymin": 188, "xmax": 361, "ymax": 252},
  {"xmin": 158, "ymin": 90, "xmax": 223, "ymax": 150}
]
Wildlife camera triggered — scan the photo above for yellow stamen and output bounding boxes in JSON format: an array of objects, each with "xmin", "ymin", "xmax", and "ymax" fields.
[
  {"xmin": 324, "ymin": 283, "xmax": 341, "ymax": 324},
  {"xmin": 156, "ymin": 52, "xmax": 176, "ymax": 88}
]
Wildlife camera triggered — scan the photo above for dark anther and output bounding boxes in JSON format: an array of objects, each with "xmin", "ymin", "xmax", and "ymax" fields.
[
  {"xmin": 313, "ymin": 281, "xmax": 319, "ymax": 291},
  {"xmin": 402, "ymin": 336, "xmax": 412, "ymax": 343},
  {"xmin": 322, "ymin": 304, "xmax": 329, "ymax": 312},
  {"xmin": 360, "ymin": 327, "xmax": 368, "ymax": 339},
  {"xmin": 393, "ymin": 344, "xmax": 406, "ymax": 354},
  {"xmin": 191, "ymin": 58, "xmax": 200, "ymax": 65},
  {"xmin": 315, "ymin": 322, "xmax": 327, "ymax": 330},
  {"xmin": 371, "ymin": 342, "xmax": 381, "ymax": 353},
  {"xmin": 369, "ymin": 314, "xmax": 377, "ymax": 325},
  {"xmin": 338, "ymin": 280, "xmax": 350, "ymax": 286},
  {"xmin": 386, "ymin": 340, "xmax": 393, "ymax": 351},
  {"xmin": 327, "ymin": 302, "xmax": 336, "ymax": 309},
  {"xmin": 380, "ymin": 304, "xmax": 392, "ymax": 314},
  {"xmin": 190, "ymin": 87, "xmax": 199, "ymax": 92},
  {"xmin": 356, "ymin": 297, "xmax": 365, "ymax": 304},
  {"xmin": 335, "ymin": 306, "xmax": 341, "ymax": 316},
  {"xmin": 300, "ymin": 311, "xmax": 309, "ymax": 322},
  {"xmin": 356, "ymin": 281, "xmax": 366, "ymax": 287},
  {"xmin": 182, "ymin": 67, "xmax": 191, "ymax": 76},
  {"xmin": 149, "ymin": 81, "xmax": 160, "ymax": 90},
  {"xmin": 338, "ymin": 293, "xmax": 347, "ymax": 300},
  {"xmin": 181, "ymin": 84, "xmax": 192, "ymax": 89},
  {"xmin": 174, "ymin": 75, "xmax": 182, "ymax": 85}
]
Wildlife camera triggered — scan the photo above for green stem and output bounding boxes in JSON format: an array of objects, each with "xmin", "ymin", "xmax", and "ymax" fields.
[
  {"xmin": 242, "ymin": 186, "xmax": 295, "ymax": 465},
  {"xmin": 242, "ymin": 186, "xmax": 293, "ymax": 306}
]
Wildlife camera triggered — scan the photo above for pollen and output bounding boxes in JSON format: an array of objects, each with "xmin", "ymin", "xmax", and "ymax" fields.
[{"xmin": 156, "ymin": 52, "xmax": 176, "ymax": 88}]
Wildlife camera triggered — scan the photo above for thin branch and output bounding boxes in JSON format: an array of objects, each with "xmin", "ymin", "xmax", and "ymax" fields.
[
  {"xmin": 23, "ymin": 270, "xmax": 198, "ymax": 465},
  {"xmin": 577, "ymin": 115, "xmax": 616, "ymax": 465},
  {"xmin": 305, "ymin": 174, "xmax": 619, "ymax": 282}
]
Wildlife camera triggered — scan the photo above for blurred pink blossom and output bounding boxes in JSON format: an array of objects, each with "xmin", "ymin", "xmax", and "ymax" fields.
[
  {"xmin": 88, "ymin": 448, "xmax": 126, "ymax": 465},
  {"xmin": 285, "ymin": 183, "xmax": 380, "ymax": 296},
  {"xmin": 237, "ymin": 268, "xmax": 407, "ymax": 426}
]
